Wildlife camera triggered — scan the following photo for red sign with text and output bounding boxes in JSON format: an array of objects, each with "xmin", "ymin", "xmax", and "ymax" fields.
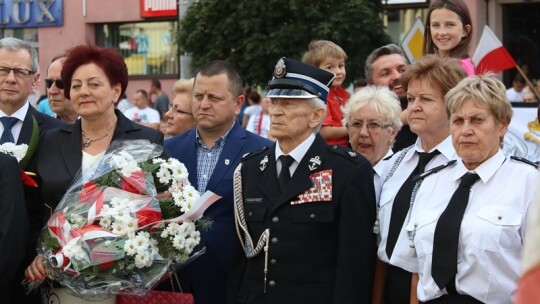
[{"xmin": 140, "ymin": 0, "xmax": 177, "ymax": 18}]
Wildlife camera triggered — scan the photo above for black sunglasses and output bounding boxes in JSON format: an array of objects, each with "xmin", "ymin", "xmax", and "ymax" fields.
[{"xmin": 45, "ymin": 79, "xmax": 64, "ymax": 89}]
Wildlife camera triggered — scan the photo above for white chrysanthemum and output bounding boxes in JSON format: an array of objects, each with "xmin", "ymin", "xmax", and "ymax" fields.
[
  {"xmin": 111, "ymin": 221, "xmax": 127, "ymax": 235},
  {"xmin": 110, "ymin": 197, "xmax": 131, "ymax": 209},
  {"xmin": 99, "ymin": 216, "xmax": 112, "ymax": 228},
  {"xmin": 0, "ymin": 143, "xmax": 28, "ymax": 162},
  {"xmin": 124, "ymin": 218, "xmax": 139, "ymax": 233},
  {"xmin": 109, "ymin": 151, "xmax": 141, "ymax": 177},
  {"xmin": 169, "ymin": 161, "xmax": 189, "ymax": 183},
  {"xmin": 124, "ymin": 238, "xmax": 137, "ymax": 256},
  {"xmin": 172, "ymin": 234, "xmax": 186, "ymax": 251},
  {"xmin": 171, "ymin": 185, "xmax": 200, "ymax": 213},
  {"xmin": 134, "ymin": 231, "xmax": 151, "ymax": 251},
  {"xmin": 100, "ymin": 205, "xmax": 113, "ymax": 218},
  {"xmin": 134, "ymin": 252, "xmax": 152, "ymax": 268},
  {"xmin": 152, "ymin": 158, "xmax": 166, "ymax": 165},
  {"xmin": 63, "ymin": 241, "xmax": 86, "ymax": 262},
  {"xmin": 156, "ymin": 166, "xmax": 171, "ymax": 185},
  {"xmin": 69, "ymin": 214, "xmax": 86, "ymax": 228}
]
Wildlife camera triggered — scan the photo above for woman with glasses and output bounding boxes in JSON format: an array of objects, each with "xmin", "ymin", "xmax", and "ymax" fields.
[
  {"xmin": 164, "ymin": 78, "xmax": 196, "ymax": 137},
  {"xmin": 342, "ymin": 85, "xmax": 402, "ymax": 192},
  {"xmin": 375, "ymin": 55, "xmax": 467, "ymax": 304}
]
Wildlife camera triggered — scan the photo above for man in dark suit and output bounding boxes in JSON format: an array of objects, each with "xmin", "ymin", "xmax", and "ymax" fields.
[
  {"xmin": 229, "ymin": 58, "xmax": 377, "ymax": 303},
  {"xmin": 0, "ymin": 37, "xmax": 66, "ymax": 303},
  {"xmin": 0, "ymin": 152, "xmax": 28, "ymax": 304},
  {"xmin": 164, "ymin": 60, "xmax": 271, "ymax": 304}
]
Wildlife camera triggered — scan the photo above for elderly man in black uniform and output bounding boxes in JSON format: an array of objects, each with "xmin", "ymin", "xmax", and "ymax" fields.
[{"xmin": 229, "ymin": 57, "xmax": 377, "ymax": 303}]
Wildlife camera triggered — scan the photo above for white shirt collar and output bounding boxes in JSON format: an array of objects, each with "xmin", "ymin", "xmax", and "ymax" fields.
[
  {"xmin": 0, "ymin": 101, "xmax": 29, "ymax": 121},
  {"xmin": 374, "ymin": 148, "xmax": 393, "ymax": 178},
  {"xmin": 453, "ymin": 149, "xmax": 505, "ymax": 184},
  {"xmin": 411, "ymin": 135, "xmax": 456, "ymax": 160},
  {"xmin": 275, "ymin": 133, "xmax": 316, "ymax": 174}
]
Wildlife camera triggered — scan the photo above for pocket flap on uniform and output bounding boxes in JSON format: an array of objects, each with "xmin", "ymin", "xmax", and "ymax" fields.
[
  {"xmin": 476, "ymin": 205, "xmax": 522, "ymax": 226},
  {"xmin": 406, "ymin": 211, "xmax": 439, "ymax": 231},
  {"xmin": 291, "ymin": 204, "xmax": 334, "ymax": 223},
  {"xmin": 244, "ymin": 204, "xmax": 267, "ymax": 222}
]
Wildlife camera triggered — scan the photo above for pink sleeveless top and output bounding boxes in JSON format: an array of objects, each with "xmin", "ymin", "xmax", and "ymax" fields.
[{"xmin": 460, "ymin": 57, "xmax": 475, "ymax": 76}]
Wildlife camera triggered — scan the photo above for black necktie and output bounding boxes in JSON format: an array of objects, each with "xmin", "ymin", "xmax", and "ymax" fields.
[
  {"xmin": 386, "ymin": 150, "xmax": 440, "ymax": 259},
  {"xmin": 0, "ymin": 116, "xmax": 18, "ymax": 144},
  {"xmin": 278, "ymin": 155, "xmax": 294, "ymax": 192},
  {"xmin": 432, "ymin": 172, "xmax": 480, "ymax": 291}
]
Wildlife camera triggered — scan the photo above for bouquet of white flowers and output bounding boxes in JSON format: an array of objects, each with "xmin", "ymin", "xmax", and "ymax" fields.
[{"xmin": 32, "ymin": 140, "xmax": 219, "ymax": 299}]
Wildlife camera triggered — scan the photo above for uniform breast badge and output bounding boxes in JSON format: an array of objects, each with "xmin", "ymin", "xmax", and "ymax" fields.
[
  {"xmin": 291, "ymin": 169, "xmax": 332, "ymax": 205},
  {"xmin": 308, "ymin": 156, "xmax": 321, "ymax": 171},
  {"xmin": 260, "ymin": 155, "xmax": 268, "ymax": 171}
]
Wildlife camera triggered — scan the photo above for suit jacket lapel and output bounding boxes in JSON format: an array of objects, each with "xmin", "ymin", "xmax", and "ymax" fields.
[
  {"xmin": 182, "ymin": 131, "xmax": 198, "ymax": 188},
  {"xmin": 17, "ymin": 106, "xmax": 41, "ymax": 144},
  {"xmin": 257, "ymin": 145, "xmax": 281, "ymax": 205},
  {"xmin": 60, "ymin": 122, "xmax": 83, "ymax": 179},
  {"xmin": 111, "ymin": 109, "xmax": 140, "ymax": 141},
  {"xmin": 276, "ymin": 135, "xmax": 328, "ymax": 208},
  {"xmin": 206, "ymin": 123, "xmax": 245, "ymax": 191}
]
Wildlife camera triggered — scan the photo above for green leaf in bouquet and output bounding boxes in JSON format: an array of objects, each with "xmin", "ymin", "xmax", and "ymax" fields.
[
  {"xmin": 41, "ymin": 228, "xmax": 61, "ymax": 252},
  {"xmin": 158, "ymin": 198, "xmax": 184, "ymax": 219},
  {"xmin": 196, "ymin": 216, "xmax": 213, "ymax": 232}
]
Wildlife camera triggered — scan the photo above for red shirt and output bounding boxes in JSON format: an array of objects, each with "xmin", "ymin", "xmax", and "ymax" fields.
[{"xmin": 322, "ymin": 86, "xmax": 350, "ymax": 147}]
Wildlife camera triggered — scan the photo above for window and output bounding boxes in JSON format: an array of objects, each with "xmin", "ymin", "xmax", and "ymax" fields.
[
  {"xmin": 0, "ymin": 28, "xmax": 38, "ymax": 49},
  {"xmin": 96, "ymin": 21, "xmax": 178, "ymax": 77}
]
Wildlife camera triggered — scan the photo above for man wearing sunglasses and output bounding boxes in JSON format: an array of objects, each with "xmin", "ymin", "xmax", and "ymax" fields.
[
  {"xmin": 46, "ymin": 54, "xmax": 77, "ymax": 124},
  {"xmin": 0, "ymin": 37, "xmax": 66, "ymax": 304}
]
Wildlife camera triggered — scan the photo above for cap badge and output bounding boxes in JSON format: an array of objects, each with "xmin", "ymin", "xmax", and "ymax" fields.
[
  {"xmin": 260, "ymin": 155, "xmax": 268, "ymax": 171},
  {"xmin": 273, "ymin": 58, "xmax": 287, "ymax": 78}
]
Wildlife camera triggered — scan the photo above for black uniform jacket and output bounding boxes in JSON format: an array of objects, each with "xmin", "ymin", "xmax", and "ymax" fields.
[{"xmin": 229, "ymin": 134, "xmax": 377, "ymax": 304}]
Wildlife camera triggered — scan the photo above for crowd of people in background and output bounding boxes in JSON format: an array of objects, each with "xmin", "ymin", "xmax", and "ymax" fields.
[{"xmin": 1, "ymin": 1, "xmax": 540, "ymax": 304}]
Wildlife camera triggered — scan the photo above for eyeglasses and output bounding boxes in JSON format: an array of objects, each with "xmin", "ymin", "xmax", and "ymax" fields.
[
  {"xmin": 347, "ymin": 120, "xmax": 391, "ymax": 132},
  {"xmin": 171, "ymin": 105, "xmax": 192, "ymax": 116},
  {"xmin": 45, "ymin": 78, "xmax": 64, "ymax": 89},
  {"xmin": 0, "ymin": 66, "xmax": 34, "ymax": 78}
]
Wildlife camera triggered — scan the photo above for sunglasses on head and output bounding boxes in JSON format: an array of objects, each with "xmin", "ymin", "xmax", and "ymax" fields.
[{"xmin": 45, "ymin": 79, "xmax": 64, "ymax": 89}]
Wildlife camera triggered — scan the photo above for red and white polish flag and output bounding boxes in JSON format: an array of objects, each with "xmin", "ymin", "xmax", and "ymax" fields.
[{"xmin": 472, "ymin": 26, "xmax": 517, "ymax": 74}]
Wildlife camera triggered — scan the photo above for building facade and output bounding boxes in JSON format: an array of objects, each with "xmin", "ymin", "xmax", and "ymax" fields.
[{"xmin": 1, "ymin": 0, "xmax": 179, "ymax": 103}]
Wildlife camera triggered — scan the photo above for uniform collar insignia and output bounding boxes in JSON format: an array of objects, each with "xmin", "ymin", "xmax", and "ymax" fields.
[
  {"xmin": 260, "ymin": 155, "xmax": 268, "ymax": 171},
  {"xmin": 308, "ymin": 156, "xmax": 321, "ymax": 171},
  {"xmin": 273, "ymin": 58, "xmax": 286, "ymax": 78},
  {"xmin": 348, "ymin": 151, "xmax": 357, "ymax": 157}
]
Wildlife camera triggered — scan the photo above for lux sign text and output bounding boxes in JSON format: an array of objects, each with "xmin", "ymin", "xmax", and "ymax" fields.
[{"xmin": 0, "ymin": 0, "xmax": 63, "ymax": 29}]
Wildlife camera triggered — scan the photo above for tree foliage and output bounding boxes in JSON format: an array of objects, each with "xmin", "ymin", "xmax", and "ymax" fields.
[{"xmin": 178, "ymin": 0, "xmax": 390, "ymax": 87}]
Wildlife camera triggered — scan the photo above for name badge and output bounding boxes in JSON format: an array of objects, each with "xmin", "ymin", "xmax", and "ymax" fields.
[{"xmin": 245, "ymin": 198, "xmax": 263, "ymax": 204}]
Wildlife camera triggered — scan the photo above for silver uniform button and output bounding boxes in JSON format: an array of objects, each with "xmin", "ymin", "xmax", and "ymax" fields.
[
  {"xmin": 310, "ymin": 213, "xmax": 316, "ymax": 219},
  {"xmin": 271, "ymin": 237, "xmax": 278, "ymax": 244},
  {"xmin": 268, "ymin": 280, "xmax": 276, "ymax": 287},
  {"xmin": 248, "ymin": 211, "xmax": 253, "ymax": 216},
  {"xmin": 272, "ymin": 216, "xmax": 279, "ymax": 223},
  {"xmin": 270, "ymin": 259, "xmax": 277, "ymax": 265}
]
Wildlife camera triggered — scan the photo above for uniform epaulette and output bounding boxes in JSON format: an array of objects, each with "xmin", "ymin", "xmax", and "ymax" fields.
[
  {"xmin": 329, "ymin": 145, "xmax": 359, "ymax": 161},
  {"xmin": 510, "ymin": 156, "xmax": 539, "ymax": 169},
  {"xmin": 412, "ymin": 160, "xmax": 457, "ymax": 182},
  {"xmin": 241, "ymin": 146, "xmax": 269, "ymax": 162},
  {"xmin": 383, "ymin": 145, "xmax": 414, "ymax": 161},
  {"xmin": 383, "ymin": 153, "xmax": 395, "ymax": 161}
]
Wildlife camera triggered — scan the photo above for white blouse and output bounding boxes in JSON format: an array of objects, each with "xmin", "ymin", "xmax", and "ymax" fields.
[
  {"xmin": 377, "ymin": 136, "xmax": 457, "ymax": 272},
  {"xmin": 407, "ymin": 150, "xmax": 540, "ymax": 303}
]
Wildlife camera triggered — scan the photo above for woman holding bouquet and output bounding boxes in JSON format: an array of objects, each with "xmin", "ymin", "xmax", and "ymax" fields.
[{"xmin": 25, "ymin": 45, "xmax": 164, "ymax": 300}]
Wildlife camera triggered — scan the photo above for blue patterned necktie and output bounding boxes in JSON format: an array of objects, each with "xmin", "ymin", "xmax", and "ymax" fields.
[{"xmin": 0, "ymin": 116, "xmax": 19, "ymax": 144}]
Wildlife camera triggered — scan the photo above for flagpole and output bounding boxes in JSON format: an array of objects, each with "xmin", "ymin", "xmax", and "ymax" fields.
[{"xmin": 515, "ymin": 65, "xmax": 540, "ymax": 101}]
